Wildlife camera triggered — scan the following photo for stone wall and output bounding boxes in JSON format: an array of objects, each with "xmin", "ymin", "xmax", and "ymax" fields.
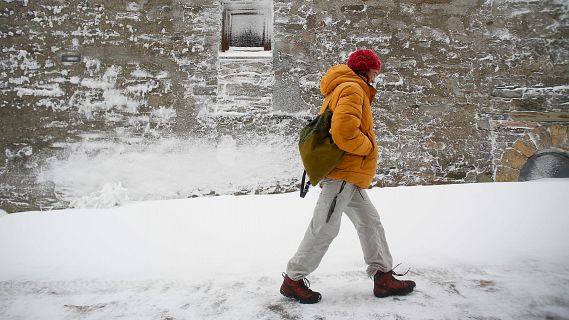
[
  {"xmin": 1, "ymin": 0, "xmax": 219, "ymax": 136},
  {"xmin": 1, "ymin": 0, "xmax": 224, "ymax": 211},
  {"xmin": 215, "ymin": 57, "xmax": 273, "ymax": 114},
  {"xmin": 1, "ymin": 0, "xmax": 568, "ymax": 212},
  {"xmin": 273, "ymin": 0, "xmax": 569, "ymax": 186}
]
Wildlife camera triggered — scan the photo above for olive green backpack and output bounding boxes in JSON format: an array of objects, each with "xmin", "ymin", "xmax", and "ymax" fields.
[{"xmin": 298, "ymin": 96, "xmax": 345, "ymax": 197}]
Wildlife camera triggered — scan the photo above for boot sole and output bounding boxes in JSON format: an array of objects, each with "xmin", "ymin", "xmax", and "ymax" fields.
[
  {"xmin": 374, "ymin": 286, "xmax": 415, "ymax": 298},
  {"xmin": 280, "ymin": 289, "xmax": 322, "ymax": 304}
]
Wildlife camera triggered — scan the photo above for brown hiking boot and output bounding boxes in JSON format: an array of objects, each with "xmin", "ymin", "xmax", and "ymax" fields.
[
  {"xmin": 373, "ymin": 269, "xmax": 416, "ymax": 298},
  {"xmin": 280, "ymin": 273, "xmax": 322, "ymax": 304}
]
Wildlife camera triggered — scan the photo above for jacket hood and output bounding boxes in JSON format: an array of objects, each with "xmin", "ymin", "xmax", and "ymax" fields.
[{"xmin": 320, "ymin": 64, "xmax": 377, "ymax": 100}]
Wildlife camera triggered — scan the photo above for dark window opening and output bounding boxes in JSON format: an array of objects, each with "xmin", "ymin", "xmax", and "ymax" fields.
[
  {"xmin": 519, "ymin": 151, "xmax": 569, "ymax": 181},
  {"xmin": 221, "ymin": 2, "xmax": 272, "ymax": 52},
  {"xmin": 230, "ymin": 16, "xmax": 264, "ymax": 47}
]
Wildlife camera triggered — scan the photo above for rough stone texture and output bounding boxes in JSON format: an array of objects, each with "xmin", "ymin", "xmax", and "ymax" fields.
[
  {"xmin": 272, "ymin": 0, "xmax": 569, "ymax": 187},
  {"xmin": 512, "ymin": 135, "xmax": 537, "ymax": 158},
  {"xmin": 511, "ymin": 111, "xmax": 569, "ymax": 122},
  {"xmin": 495, "ymin": 124, "xmax": 569, "ymax": 182},
  {"xmin": 1, "ymin": 0, "xmax": 569, "ymax": 211},
  {"xmin": 551, "ymin": 124, "xmax": 568, "ymax": 148},
  {"xmin": 215, "ymin": 57, "xmax": 273, "ymax": 114},
  {"xmin": 495, "ymin": 165, "xmax": 520, "ymax": 182},
  {"xmin": 0, "ymin": 0, "xmax": 222, "ymax": 211},
  {"xmin": 500, "ymin": 148, "xmax": 527, "ymax": 170},
  {"xmin": 529, "ymin": 126, "xmax": 553, "ymax": 151}
]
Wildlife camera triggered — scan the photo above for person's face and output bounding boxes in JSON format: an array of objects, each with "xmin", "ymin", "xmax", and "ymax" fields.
[{"xmin": 366, "ymin": 68, "xmax": 380, "ymax": 85}]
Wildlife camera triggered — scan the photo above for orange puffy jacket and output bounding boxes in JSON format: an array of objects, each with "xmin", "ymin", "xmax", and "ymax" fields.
[{"xmin": 319, "ymin": 64, "xmax": 378, "ymax": 188}]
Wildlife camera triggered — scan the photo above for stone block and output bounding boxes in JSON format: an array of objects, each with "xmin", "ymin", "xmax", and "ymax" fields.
[
  {"xmin": 512, "ymin": 135, "xmax": 537, "ymax": 158},
  {"xmin": 422, "ymin": 140, "xmax": 445, "ymax": 150},
  {"xmin": 550, "ymin": 124, "xmax": 568, "ymax": 148},
  {"xmin": 223, "ymin": 83, "xmax": 270, "ymax": 97},
  {"xmin": 340, "ymin": 5, "xmax": 366, "ymax": 13},
  {"xmin": 476, "ymin": 119, "xmax": 491, "ymax": 130},
  {"xmin": 510, "ymin": 111, "xmax": 569, "ymax": 122},
  {"xmin": 365, "ymin": 6, "xmax": 389, "ymax": 18},
  {"xmin": 511, "ymin": 97, "xmax": 548, "ymax": 112},
  {"xmin": 411, "ymin": 0, "xmax": 451, "ymax": 4},
  {"xmin": 192, "ymin": 86, "xmax": 216, "ymax": 96},
  {"xmin": 501, "ymin": 148, "xmax": 527, "ymax": 170},
  {"xmin": 491, "ymin": 87, "xmax": 524, "ymax": 99},
  {"xmin": 495, "ymin": 165, "xmax": 520, "ymax": 182},
  {"xmin": 529, "ymin": 126, "xmax": 552, "ymax": 150},
  {"xmin": 147, "ymin": 94, "xmax": 170, "ymax": 106},
  {"xmin": 490, "ymin": 120, "xmax": 539, "ymax": 130},
  {"xmin": 475, "ymin": 171, "xmax": 494, "ymax": 183}
]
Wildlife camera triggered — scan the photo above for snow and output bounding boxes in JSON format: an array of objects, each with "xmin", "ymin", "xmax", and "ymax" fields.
[
  {"xmin": 131, "ymin": 68, "xmax": 153, "ymax": 79},
  {"xmin": 15, "ymin": 84, "xmax": 64, "ymax": 97},
  {"xmin": 150, "ymin": 106, "xmax": 177, "ymax": 126},
  {"xmin": 218, "ymin": 49, "xmax": 273, "ymax": 59},
  {"xmin": 5, "ymin": 146, "xmax": 32, "ymax": 160},
  {"xmin": 70, "ymin": 182, "xmax": 129, "ymax": 209},
  {"xmin": 1, "ymin": 179, "xmax": 568, "ymax": 319},
  {"xmin": 126, "ymin": 80, "xmax": 159, "ymax": 96},
  {"xmin": 40, "ymin": 135, "xmax": 300, "ymax": 206}
]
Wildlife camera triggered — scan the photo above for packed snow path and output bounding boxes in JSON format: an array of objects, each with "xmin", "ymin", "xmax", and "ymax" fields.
[{"xmin": 1, "ymin": 180, "xmax": 568, "ymax": 319}]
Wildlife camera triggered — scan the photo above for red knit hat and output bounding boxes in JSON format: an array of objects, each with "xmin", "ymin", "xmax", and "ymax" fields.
[{"xmin": 347, "ymin": 49, "xmax": 381, "ymax": 72}]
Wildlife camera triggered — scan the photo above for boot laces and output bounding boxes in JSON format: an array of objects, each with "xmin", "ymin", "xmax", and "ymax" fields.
[
  {"xmin": 301, "ymin": 278, "xmax": 311, "ymax": 289},
  {"xmin": 282, "ymin": 273, "xmax": 313, "ymax": 290},
  {"xmin": 372, "ymin": 263, "xmax": 411, "ymax": 281},
  {"xmin": 391, "ymin": 263, "xmax": 411, "ymax": 277}
]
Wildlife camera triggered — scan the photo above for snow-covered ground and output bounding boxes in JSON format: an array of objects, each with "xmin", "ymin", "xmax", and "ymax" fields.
[{"xmin": 1, "ymin": 179, "xmax": 568, "ymax": 319}]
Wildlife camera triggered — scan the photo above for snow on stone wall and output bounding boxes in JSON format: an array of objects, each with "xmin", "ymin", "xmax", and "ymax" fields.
[
  {"xmin": 215, "ymin": 57, "xmax": 273, "ymax": 115},
  {"xmin": 272, "ymin": 0, "xmax": 569, "ymax": 186}
]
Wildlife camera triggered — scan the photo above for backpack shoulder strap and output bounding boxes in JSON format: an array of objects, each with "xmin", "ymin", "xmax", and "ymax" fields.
[
  {"xmin": 319, "ymin": 95, "xmax": 333, "ymax": 114},
  {"xmin": 299, "ymin": 170, "xmax": 310, "ymax": 198}
]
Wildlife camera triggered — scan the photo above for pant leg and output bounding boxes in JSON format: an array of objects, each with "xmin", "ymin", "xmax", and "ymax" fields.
[
  {"xmin": 344, "ymin": 188, "xmax": 393, "ymax": 277},
  {"xmin": 286, "ymin": 179, "xmax": 357, "ymax": 281}
]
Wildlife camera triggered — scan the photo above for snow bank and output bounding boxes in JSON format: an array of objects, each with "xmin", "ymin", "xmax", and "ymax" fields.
[
  {"xmin": 0, "ymin": 179, "xmax": 567, "ymax": 281},
  {"xmin": 0, "ymin": 180, "xmax": 568, "ymax": 320}
]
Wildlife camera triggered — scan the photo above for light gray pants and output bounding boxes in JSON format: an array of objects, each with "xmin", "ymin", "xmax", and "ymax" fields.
[{"xmin": 286, "ymin": 178, "xmax": 393, "ymax": 281}]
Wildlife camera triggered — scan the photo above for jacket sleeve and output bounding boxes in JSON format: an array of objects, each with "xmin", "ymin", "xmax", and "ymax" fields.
[{"xmin": 330, "ymin": 85, "xmax": 373, "ymax": 156}]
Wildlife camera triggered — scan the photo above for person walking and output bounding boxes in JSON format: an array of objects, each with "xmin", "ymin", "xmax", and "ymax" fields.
[{"xmin": 280, "ymin": 49, "xmax": 416, "ymax": 304}]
